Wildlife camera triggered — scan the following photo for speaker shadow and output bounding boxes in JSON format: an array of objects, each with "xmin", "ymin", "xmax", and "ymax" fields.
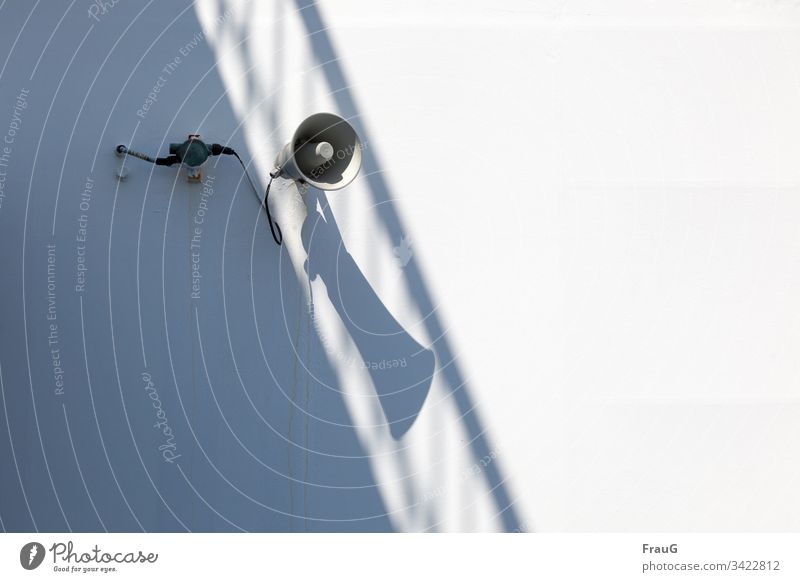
[{"xmin": 302, "ymin": 190, "xmax": 435, "ymax": 439}]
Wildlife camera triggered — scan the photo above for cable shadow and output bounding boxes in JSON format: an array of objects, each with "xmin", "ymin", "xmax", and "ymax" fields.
[{"xmin": 293, "ymin": 0, "xmax": 524, "ymax": 531}]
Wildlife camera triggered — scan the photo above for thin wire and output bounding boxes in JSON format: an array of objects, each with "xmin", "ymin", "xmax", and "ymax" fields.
[{"xmin": 232, "ymin": 152, "xmax": 283, "ymax": 246}]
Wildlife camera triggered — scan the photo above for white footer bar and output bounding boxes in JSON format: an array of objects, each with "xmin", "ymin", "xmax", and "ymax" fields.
[{"xmin": 1, "ymin": 533, "xmax": 797, "ymax": 581}]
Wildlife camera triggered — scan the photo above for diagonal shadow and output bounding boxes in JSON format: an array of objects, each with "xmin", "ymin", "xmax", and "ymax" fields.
[{"xmin": 294, "ymin": 0, "xmax": 524, "ymax": 531}]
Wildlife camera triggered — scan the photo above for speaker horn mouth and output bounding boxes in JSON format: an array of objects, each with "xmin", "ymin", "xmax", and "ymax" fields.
[{"xmin": 282, "ymin": 112, "xmax": 363, "ymax": 191}]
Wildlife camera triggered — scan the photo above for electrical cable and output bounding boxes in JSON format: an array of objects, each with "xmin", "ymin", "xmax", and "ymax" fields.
[
  {"xmin": 227, "ymin": 149, "xmax": 283, "ymax": 246},
  {"xmin": 155, "ymin": 155, "xmax": 180, "ymax": 166}
]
